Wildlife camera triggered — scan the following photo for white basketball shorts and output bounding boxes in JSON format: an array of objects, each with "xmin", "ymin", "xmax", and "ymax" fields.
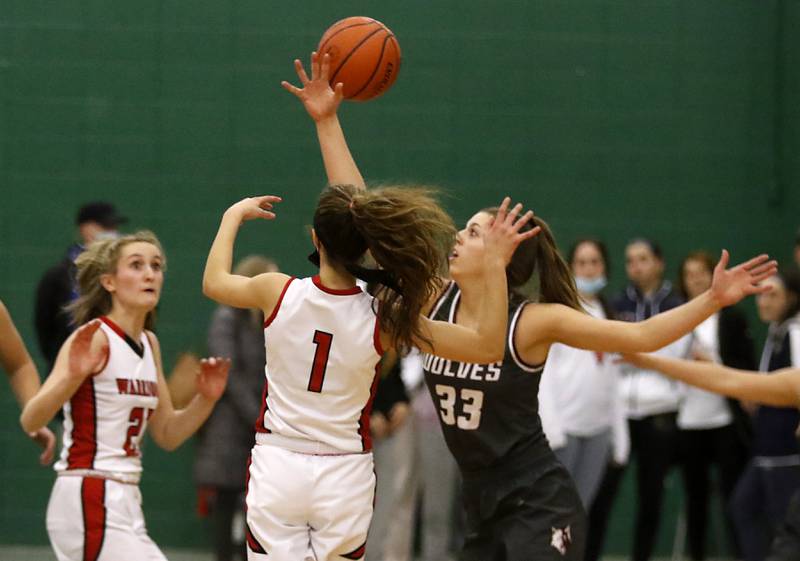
[
  {"xmin": 245, "ymin": 442, "xmax": 376, "ymax": 561},
  {"xmin": 46, "ymin": 475, "xmax": 167, "ymax": 561}
]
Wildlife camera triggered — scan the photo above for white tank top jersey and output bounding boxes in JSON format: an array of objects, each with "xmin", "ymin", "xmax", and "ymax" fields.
[
  {"xmin": 54, "ymin": 317, "xmax": 159, "ymax": 475},
  {"xmin": 256, "ymin": 275, "xmax": 383, "ymax": 453}
]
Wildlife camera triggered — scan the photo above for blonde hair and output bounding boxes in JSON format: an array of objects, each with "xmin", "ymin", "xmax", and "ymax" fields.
[{"xmin": 68, "ymin": 230, "xmax": 166, "ymax": 329}]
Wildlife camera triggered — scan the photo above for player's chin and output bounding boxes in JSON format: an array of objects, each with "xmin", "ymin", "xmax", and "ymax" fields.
[{"xmin": 139, "ymin": 292, "xmax": 160, "ymax": 309}]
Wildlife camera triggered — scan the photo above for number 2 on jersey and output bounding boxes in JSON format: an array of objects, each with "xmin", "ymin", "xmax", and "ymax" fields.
[
  {"xmin": 123, "ymin": 406, "xmax": 153, "ymax": 456},
  {"xmin": 307, "ymin": 330, "xmax": 333, "ymax": 393},
  {"xmin": 434, "ymin": 384, "xmax": 484, "ymax": 430}
]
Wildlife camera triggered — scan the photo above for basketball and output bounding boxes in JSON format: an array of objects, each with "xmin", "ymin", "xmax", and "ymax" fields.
[{"xmin": 317, "ymin": 16, "xmax": 401, "ymax": 102}]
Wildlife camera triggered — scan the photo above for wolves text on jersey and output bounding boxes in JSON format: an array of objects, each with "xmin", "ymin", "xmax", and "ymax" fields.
[
  {"xmin": 422, "ymin": 354, "xmax": 502, "ymax": 382},
  {"xmin": 116, "ymin": 378, "xmax": 158, "ymax": 397}
]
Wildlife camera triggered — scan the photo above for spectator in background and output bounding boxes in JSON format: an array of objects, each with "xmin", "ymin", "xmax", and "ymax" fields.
[
  {"xmin": 588, "ymin": 239, "xmax": 692, "ymax": 561},
  {"xmin": 194, "ymin": 255, "xmax": 278, "ymax": 561},
  {"xmin": 539, "ymin": 239, "xmax": 629, "ymax": 508},
  {"xmin": 676, "ymin": 251, "xmax": 755, "ymax": 560},
  {"xmin": 34, "ymin": 201, "xmax": 127, "ymax": 370},
  {"xmin": 1, "ymin": 299, "xmax": 56, "ymax": 464},
  {"xmin": 366, "ymin": 349, "xmax": 413, "ymax": 561},
  {"xmin": 729, "ymin": 267, "xmax": 800, "ymax": 561}
]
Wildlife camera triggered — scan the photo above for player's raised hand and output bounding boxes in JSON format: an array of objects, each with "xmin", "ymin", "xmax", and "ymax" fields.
[
  {"xmin": 710, "ymin": 250, "xmax": 778, "ymax": 307},
  {"xmin": 68, "ymin": 320, "xmax": 108, "ymax": 381},
  {"xmin": 282, "ymin": 52, "xmax": 344, "ymax": 123},
  {"xmin": 28, "ymin": 426, "xmax": 56, "ymax": 465},
  {"xmin": 227, "ymin": 196, "xmax": 282, "ymax": 222},
  {"xmin": 483, "ymin": 197, "xmax": 541, "ymax": 266},
  {"xmin": 196, "ymin": 357, "xmax": 231, "ymax": 402}
]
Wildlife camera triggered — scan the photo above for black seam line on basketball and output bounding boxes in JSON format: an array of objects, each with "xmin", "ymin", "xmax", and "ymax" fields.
[
  {"xmin": 330, "ymin": 26, "xmax": 386, "ymax": 88},
  {"xmin": 318, "ymin": 20, "xmax": 378, "ymax": 61},
  {"xmin": 350, "ymin": 34, "xmax": 392, "ymax": 99},
  {"xmin": 389, "ymin": 35, "xmax": 402, "ymax": 70}
]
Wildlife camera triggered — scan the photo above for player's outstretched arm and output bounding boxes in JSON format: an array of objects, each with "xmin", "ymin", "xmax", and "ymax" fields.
[
  {"xmin": 282, "ymin": 52, "xmax": 365, "ymax": 190},
  {"xmin": 21, "ymin": 320, "xmax": 108, "ymax": 434},
  {"xmin": 524, "ymin": 251, "xmax": 776, "ymax": 354},
  {"xmin": 203, "ymin": 196, "xmax": 289, "ymax": 314},
  {"xmin": 1, "ymin": 300, "xmax": 56, "ymax": 464},
  {"xmin": 145, "ymin": 332, "xmax": 230, "ymax": 451},
  {"xmin": 623, "ymin": 353, "xmax": 800, "ymax": 408}
]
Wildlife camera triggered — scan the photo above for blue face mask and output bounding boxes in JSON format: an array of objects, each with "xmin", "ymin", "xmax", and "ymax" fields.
[{"xmin": 575, "ymin": 276, "xmax": 607, "ymax": 295}]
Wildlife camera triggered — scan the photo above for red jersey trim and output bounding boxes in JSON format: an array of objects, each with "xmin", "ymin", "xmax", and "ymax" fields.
[
  {"xmin": 263, "ymin": 277, "xmax": 296, "ymax": 328},
  {"xmin": 243, "ymin": 455, "xmax": 267, "ymax": 554},
  {"xmin": 342, "ymin": 541, "xmax": 367, "ymax": 559},
  {"xmin": 67, "ymin": 378, "xmax": 98, "ymax": 469},
  {"xmin": 81, "ymin": 477, "xmax": 107, "ymax": 561},
  {"xmin": 254, "ymin": 378, "xmax": 271, "ymax": 434},
  {"xmin": 99, "ymin": 316, "xmax": 144, "ymax": 358},
  {"xmin": 312, "ymin": 274, "xmax": 362, "ymax": 295},
  {"xmin": 358, "ymin": 364, "xmax": 381, "ymax": 452}
]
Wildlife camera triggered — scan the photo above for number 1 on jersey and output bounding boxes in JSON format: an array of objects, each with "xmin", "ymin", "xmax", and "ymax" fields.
[{"xmin": 307, "ymin": 330, "xmax": 333, "ymax": 393}]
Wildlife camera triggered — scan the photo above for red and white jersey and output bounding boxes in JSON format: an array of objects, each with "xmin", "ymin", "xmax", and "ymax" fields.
[
  {"xmin": 257, "ymin": 275, "xmax": 383, "ymax": 453},
  {"xmin": 55, "ymin": 317, "xmax": 160, "ymax": 475}
]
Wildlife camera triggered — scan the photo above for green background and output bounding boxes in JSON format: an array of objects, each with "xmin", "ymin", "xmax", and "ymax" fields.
[{"xmin": 1, "ymin": 0, "xmax": 798, "ymax": 555}]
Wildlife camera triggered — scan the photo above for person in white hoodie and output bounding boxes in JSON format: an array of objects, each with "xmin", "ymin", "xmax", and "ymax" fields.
[
  {"xmin": 676, "ymin": 251, "xmax": 755, "ymax": 560},
  {"xmin": 611, "ymin": 239, "xmax": 693, "ymax": 561},
  {"xmin": 539, "ymin": 239, "xmax": 629, "ymax": 508}
]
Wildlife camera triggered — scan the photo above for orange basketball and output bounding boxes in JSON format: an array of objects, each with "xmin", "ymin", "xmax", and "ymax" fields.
[{"xmin": 317, "ymin": 16, "xmax": 401, "ymax": 102}]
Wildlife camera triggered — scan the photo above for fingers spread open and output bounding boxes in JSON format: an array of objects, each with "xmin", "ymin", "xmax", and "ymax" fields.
[
  {"xmin": 310, "ymin": 51, "xmax": 319, "ymax": 81},
  {"xmin": 320, "ymin": 52, "xmax": 331, "ymax": 81},
  {"xmin": 294, "ymin": 59, "xmax": 310, "ymax": 85},
  {"xmin": 512, "ymin": 210, "xmax": 534, "ymax": 232},
  {"xmin": 495, "ymin": 197, "xmax": 511, "ymax": 224},
  {"xmin": 739, "ymin": 253, "xmax": 770, "ymax": 271}
]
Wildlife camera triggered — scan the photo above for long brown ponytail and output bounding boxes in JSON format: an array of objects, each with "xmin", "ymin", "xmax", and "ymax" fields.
[
  {"xmin": 481, "ymin": 209, "xmax": 581, "ymax": 310},
  {"xmin": 313, "ymin": 184, "xmax": 455, "ymax": 352}
]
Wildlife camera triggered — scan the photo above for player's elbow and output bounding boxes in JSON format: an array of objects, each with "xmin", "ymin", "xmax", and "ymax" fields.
[
  {"xmin": 202, "ymin": 276, "xmax": 221, "ymax": 301},
  {"xmin": 20, "ymin": 409, "xmax": 40, "ymax": 434},
  {"xmin": 475, "ymin": 342, "xmax": 505, "ymax": 363},
  {"xmin": 152, "ymin": 430, "xmax": 180, "ymax": 452}
]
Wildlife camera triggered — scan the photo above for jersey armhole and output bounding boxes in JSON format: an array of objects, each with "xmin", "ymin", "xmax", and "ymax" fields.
[
  {"xmin": 263, "ymin": 276, "xmax": 296, "ymax": 328},
  {"xmin": 373, "ymin": 300, "xmax": 385, "ymax": 356},
  {"xmin": 91, "ymin": 328, "xmax": 111, "ymax": 376},
  {"xmin": 427, "ymin": 281, "xmax": 455, "ymax": 320},
  {"xmin": 508, "ymin": 302, "xmax": 545, "ymax": 373}
]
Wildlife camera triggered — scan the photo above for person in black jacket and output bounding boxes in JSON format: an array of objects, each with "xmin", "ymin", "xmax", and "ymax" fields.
[{"xmin": 34, "ymin": 202, "xmax": 126, "ymax": 370}]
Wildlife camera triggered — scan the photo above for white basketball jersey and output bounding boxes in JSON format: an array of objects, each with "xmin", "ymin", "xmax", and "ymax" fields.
[
  {"xmin": 257, "ymin": 275, "xmax": 383, "ymax": 453},
  {"xmin": 55, "ymin": 317, "xmax": 160, "ymax": 474}
]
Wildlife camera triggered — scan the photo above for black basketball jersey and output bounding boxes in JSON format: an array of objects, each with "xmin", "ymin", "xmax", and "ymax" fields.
[{"xmin": 422, "ymin": 282, "xmax": 550, "ymax": 474}]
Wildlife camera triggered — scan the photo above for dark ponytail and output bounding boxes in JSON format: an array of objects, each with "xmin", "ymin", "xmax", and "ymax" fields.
[
  {"xmin": 481, "ymin": 209, "xmax": 581, "ymax": 311},
  {"xmin": 313, "ymin": 184, "xmax": 456, "ymax": 352}
]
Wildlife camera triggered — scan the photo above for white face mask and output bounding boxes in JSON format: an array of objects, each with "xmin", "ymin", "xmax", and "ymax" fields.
[{"xmin": 575, "ymin": 275, "xmax": 607, "ymax": 295}]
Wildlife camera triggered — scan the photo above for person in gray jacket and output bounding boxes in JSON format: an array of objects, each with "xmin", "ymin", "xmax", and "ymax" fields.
[{"xmin": 194, "ymin": 255, "xmax": 278, "ymax": 561}]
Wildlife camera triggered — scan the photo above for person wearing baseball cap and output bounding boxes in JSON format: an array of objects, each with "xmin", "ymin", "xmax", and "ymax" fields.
[{"xmin": 34, "ymin": 202, "xmax": 128, "ymax": 372}]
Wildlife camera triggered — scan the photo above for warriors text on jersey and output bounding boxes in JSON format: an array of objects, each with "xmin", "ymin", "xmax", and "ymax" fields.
[
  {"xmin": 256, "ymin": 275, "xmax": 383, "ymax": 453},
  {"xmin": 55, "ymin": 317, "xmax": 159, "ymax": 475},
  {"xmin": 422, "ymin": 282, "xmax": 548, "ymax": 473}
]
